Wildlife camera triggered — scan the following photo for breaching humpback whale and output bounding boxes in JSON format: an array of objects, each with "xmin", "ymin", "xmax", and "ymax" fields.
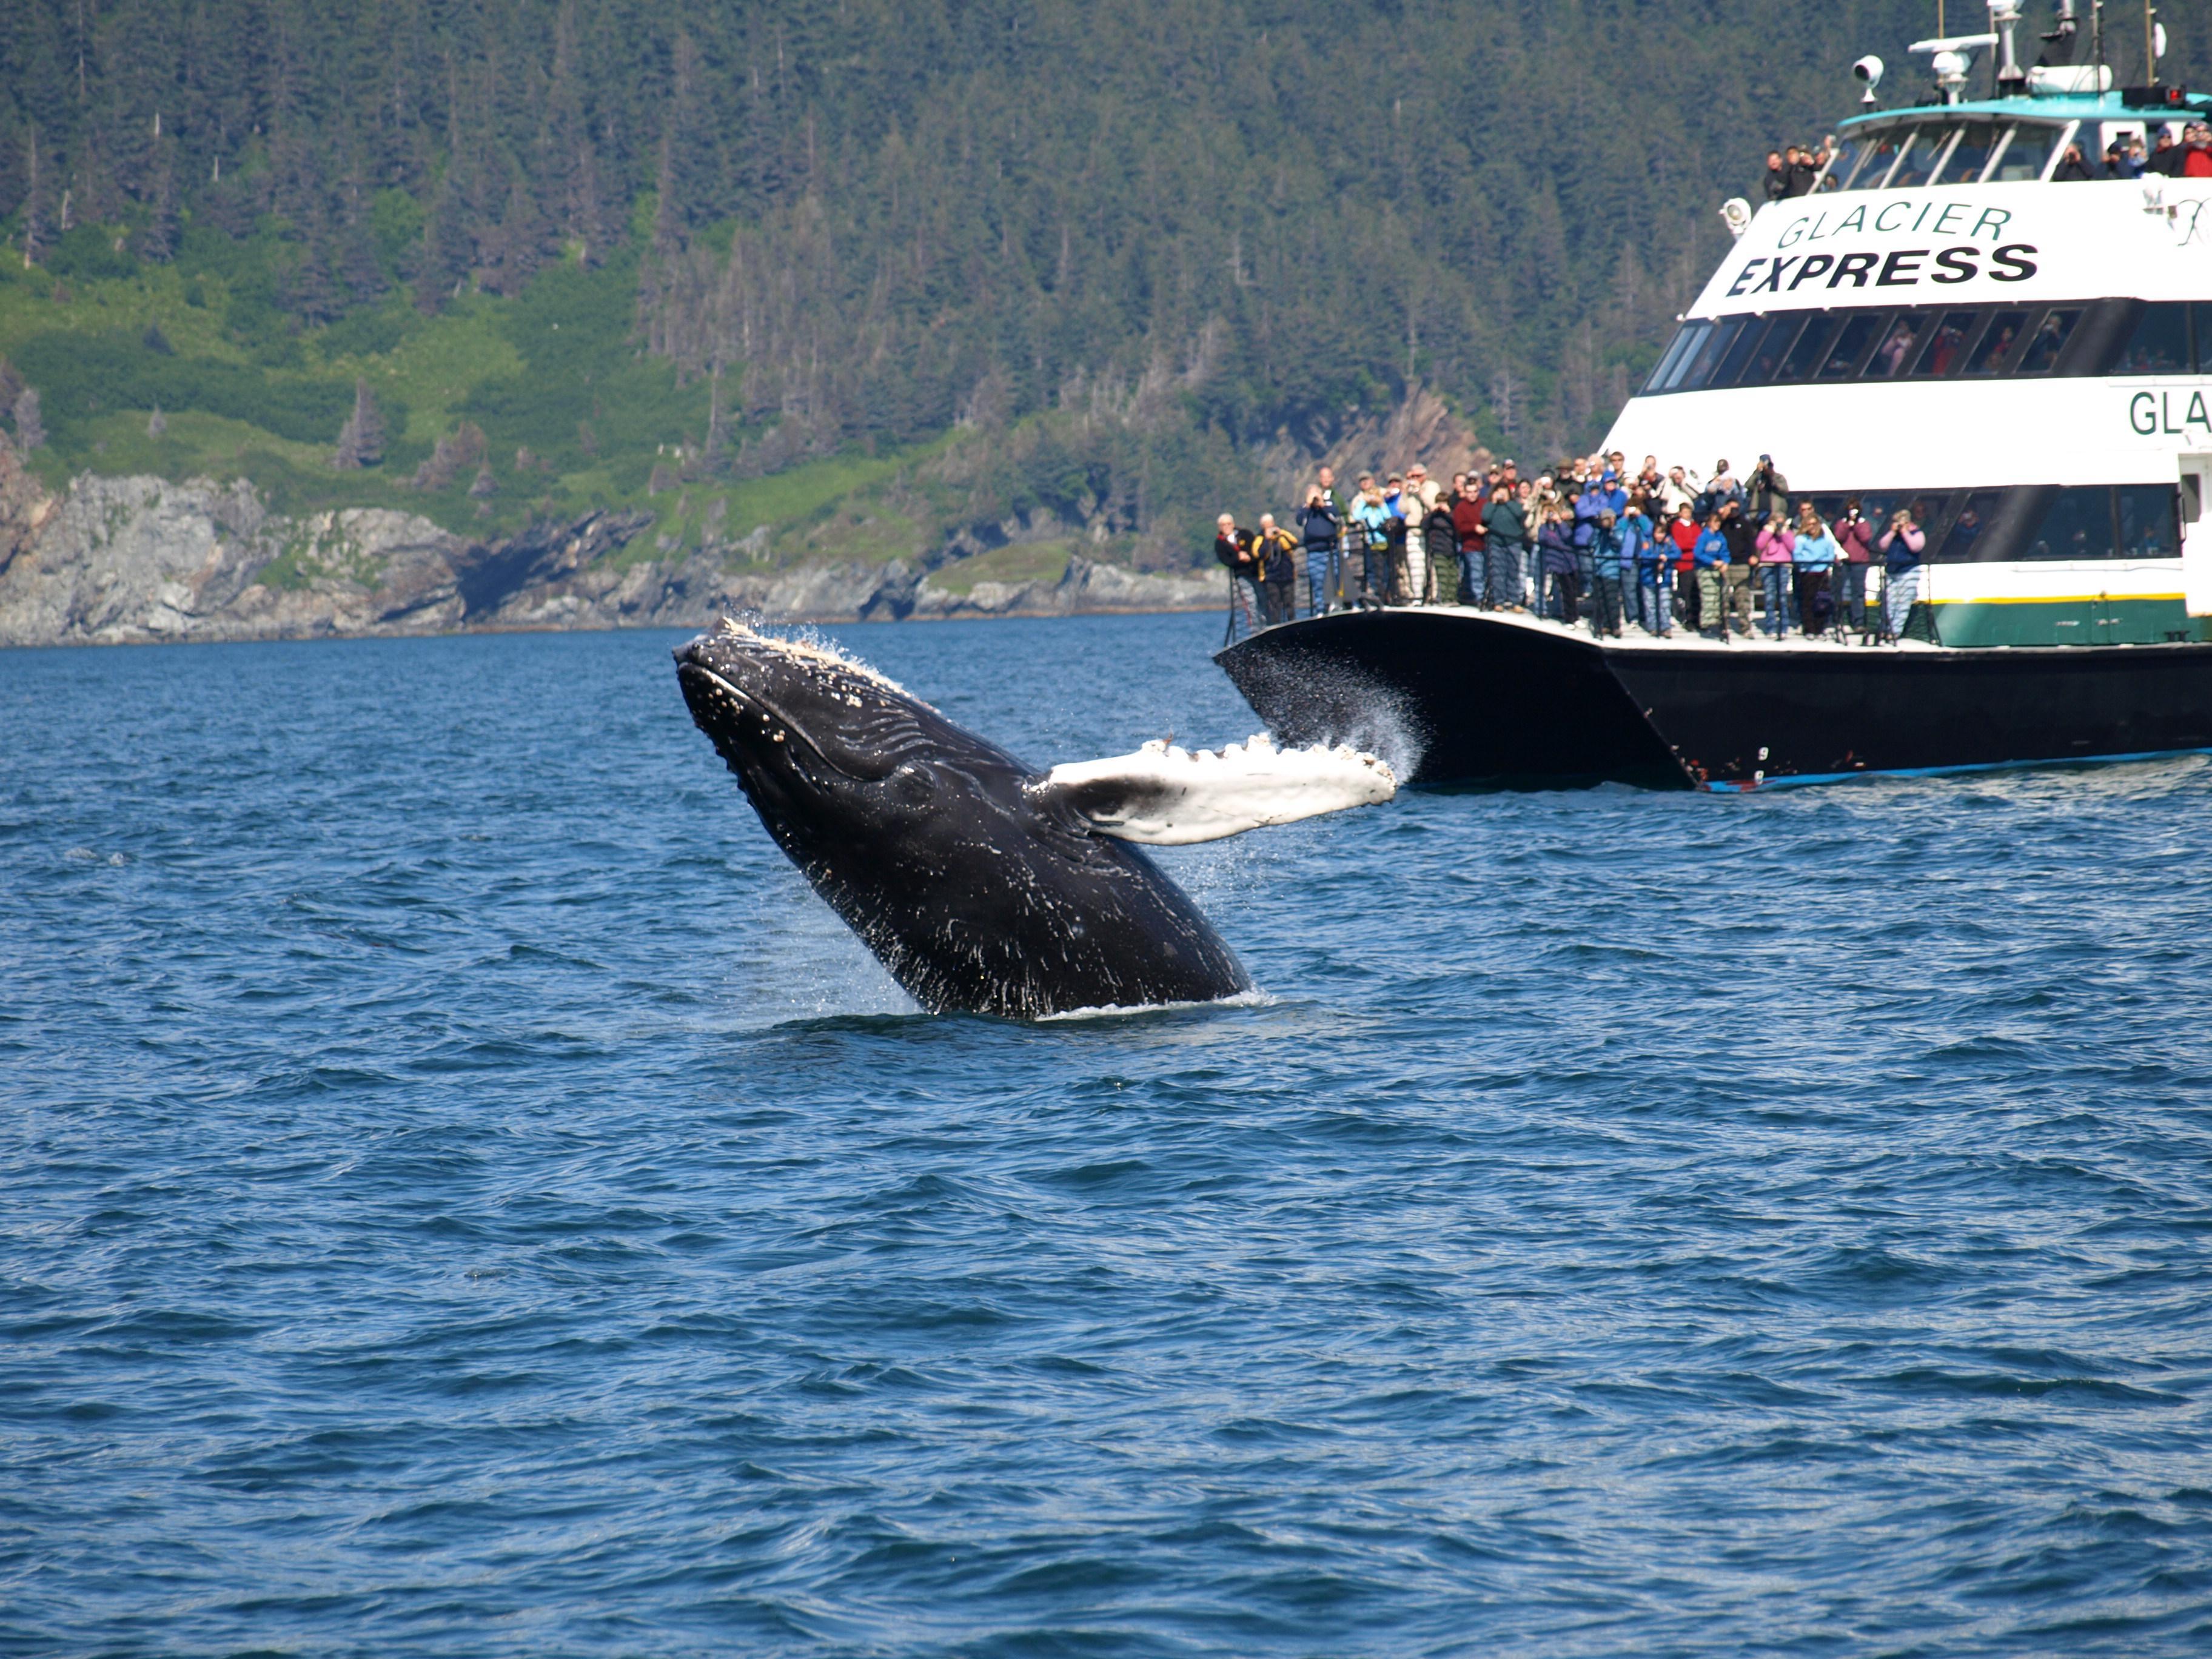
[{"xmin": 674, "ymin": 620, "xmax": 1393, "ymax": 1019}]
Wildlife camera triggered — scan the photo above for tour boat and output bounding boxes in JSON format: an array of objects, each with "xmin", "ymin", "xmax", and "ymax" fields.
[{"xmin": 1218, "ymin": 2, "xmax": 2212, "ymax": 789}]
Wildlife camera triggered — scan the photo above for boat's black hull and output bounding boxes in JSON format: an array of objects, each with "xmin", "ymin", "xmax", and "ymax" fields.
[{"xmin": 1215, "ymin": 610, "xmax": 2212, "ymax": 789}]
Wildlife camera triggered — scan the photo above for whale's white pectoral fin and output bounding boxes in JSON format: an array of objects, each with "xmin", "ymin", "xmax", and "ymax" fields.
[{"xmin": 1036, "ymin": 733, "xmax": 1397, "ymax": 845}]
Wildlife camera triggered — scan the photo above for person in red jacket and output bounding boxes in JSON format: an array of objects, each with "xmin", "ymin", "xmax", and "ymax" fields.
[
  {"xmin": 1666, "ymin": 500, "xmax": 1701, "ymax": 632},
  {"xmin": 1450, "ymin": 475, "xmax": 1488, "ymax": 606},
  {"xmin": 2183, "ymin": 122, "xmax": 2212, "ymax": 179}
]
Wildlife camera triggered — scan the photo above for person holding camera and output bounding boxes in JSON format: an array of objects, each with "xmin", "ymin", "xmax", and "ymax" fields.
[
  {"xmin": 1754, "ymin": 509, "xmax": 1795, "ymax": 638},
  {"xmin": 1481, "ymin": 482, "xmax": 1529, "ymax": 612},
  {"xmin": 1214, "ymin": 512, "xmax": 1260, "ymax": 631},
  {"xmin": 1834, "ymin": 498, "xmax": 1875, "ymax": 631},
  {"xmin": 1252, "ymin": 513, "xmax": 1300, "ymax": 627},
  {"xmin": 1745, "ymin": 455, "xmax": 1789, "ymax": 524},
  {"xmin": 1298, "ymin": 468, "xmax": 1345, "ymax": 617},
  {"xmin": 1878, "ymin": 503, "xmax": 1927, "ymax": 640}
]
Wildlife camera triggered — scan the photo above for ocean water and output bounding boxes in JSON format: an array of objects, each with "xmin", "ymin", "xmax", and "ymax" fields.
[{"xmin": 5, "ymin": 612, "xmax": 2212, "ymax": 1657}]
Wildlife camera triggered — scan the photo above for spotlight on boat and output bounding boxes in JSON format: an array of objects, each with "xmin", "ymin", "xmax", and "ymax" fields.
[{"xmin": 1852, "ymin": 54, "xmax": 1883, "ymax": 104}]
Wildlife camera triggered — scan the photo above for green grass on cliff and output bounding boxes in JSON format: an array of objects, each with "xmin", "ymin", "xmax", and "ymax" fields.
[{"xmin": 0, "ymin": 218, "xmax": 961, "ymax": 563}]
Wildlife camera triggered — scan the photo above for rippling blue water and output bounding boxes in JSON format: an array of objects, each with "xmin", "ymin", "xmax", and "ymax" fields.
[{"xmin": 7, "ymin": 614, "xmax": 2212, "ymax": 1656}]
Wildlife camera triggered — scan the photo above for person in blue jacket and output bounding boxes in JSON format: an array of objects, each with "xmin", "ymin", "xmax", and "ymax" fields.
[
  {"xmin": 1351, "ymin": 478, "xmax": 1395, "ymax": 608},
  {"xmin": 1617, "ymin": 497, "xmax": 1662, "ymax": 634},
  {"xmin": 1588, "ymin": 510, "xmax": 1626, "ymax": 638},
  {"xmin": 1693, "ymin": 512, "xmax": 1733, "ymax": 639}
]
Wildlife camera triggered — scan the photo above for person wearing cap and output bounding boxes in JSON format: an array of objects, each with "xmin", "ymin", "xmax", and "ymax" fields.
[
  {"xmin": 2147, "ymin": 126, "xmax": 2180, "ymax": 177},
  {"xmin": 1745, "ymin": 454, "xmax": 1789, "ymax": 524}
]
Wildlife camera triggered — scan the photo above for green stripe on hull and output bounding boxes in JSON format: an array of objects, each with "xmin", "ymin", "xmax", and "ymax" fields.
[{"xmin": 1929, "ymin": 598, "xmax": 2212, "ymax": 649}]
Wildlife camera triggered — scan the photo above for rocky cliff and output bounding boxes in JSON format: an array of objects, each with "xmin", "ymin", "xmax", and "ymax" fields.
[{"xmin": 0, "ymin": 449, "xmax": 1221, "ymax": 648}]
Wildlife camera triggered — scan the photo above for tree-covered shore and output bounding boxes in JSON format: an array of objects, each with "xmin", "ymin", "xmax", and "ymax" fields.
[{"xmin": 2, "ymin": 1, "xmax": 2200, "ymax": 576}]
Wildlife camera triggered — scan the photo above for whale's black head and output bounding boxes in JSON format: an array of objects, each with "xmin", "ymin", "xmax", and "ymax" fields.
[{"xmin": 675, "ymin": 620, "xmax": 1250, "ymax": 1018}]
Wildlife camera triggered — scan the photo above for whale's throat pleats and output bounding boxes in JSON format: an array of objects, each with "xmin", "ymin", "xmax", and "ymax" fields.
[{"xmin": 1034, "ymin": 734, "xmax": 1396, "ymax": 846}]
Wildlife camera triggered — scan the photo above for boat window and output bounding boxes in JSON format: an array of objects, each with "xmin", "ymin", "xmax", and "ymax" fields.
[
  {"xmin": 2022, "ymin": 486, "xmax": 2117, "ymax": 560},
  {"xmin": 1935, "ymin": 121, "xmax": 2005, "ymax": 185},
  {"xmin": 1850, "ymin": 130, "xmax": 1908, "ymax": 189},
  {"xmin": 2117, "ymin": 484, "xmax": 2180, "ymax": 558},
  {"xmin": 1862, "ymin": 310, "xmax": 1930, "ymax": 378},
  {"xmin": 1817, "ymin": 310, "xmax": 1886, "ymax": 378},
  {"xmin": 1777, "ymin": 314, "xmax": 1840, "ymax": 381},
  {"xmin": 1932, "ymin": 489, "xmax": 2003, "ymax": 560},
  {"xmin": 1675, "ymin": 317, "xmax": 1751, "ymax": 391},
  {"xmin": 2114, "ymin": 303, "xmax": 2193, "ymax": 374},
  {"xmin": 1910, "ymin": 311, "xmax": 1978, "ymax": 377},
  {"xmin": 1817, "ymin": 138, "xmax": 1863, "ymax": 191},
  {"xmin": 1712, "ymin": 314, "xmax": 1773, "ymax": 386},
  {"xmin": 1663, "ymin": 323, "xmax": 1708, "ymax": 391},
  {"xmin": 1643, "ymin": 323, "xmax": 1703, "ymax": 393},
  {"xmin": 1887, "ymin": 127, "xmax": 1952, "ymax": 189},
  {"xmin": 1987, "ymin": 122, "xmax": 2067, "ymax": 182},
  {"xmin": 1962, "ymin": 309, "xmax": 2030, "ymax": 376},
  {"xmin": 1734, "ymin": 313, "xmax": 1805, "ymax": 385},
  {"xmin": 2013, "ymin": 308, "xmax": 2080, "ymax": 375}
]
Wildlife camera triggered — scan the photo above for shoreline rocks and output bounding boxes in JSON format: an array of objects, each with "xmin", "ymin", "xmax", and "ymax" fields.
[{"xmin": 0, "ymin": 455, "xmax": 1220, "ymax": 648}]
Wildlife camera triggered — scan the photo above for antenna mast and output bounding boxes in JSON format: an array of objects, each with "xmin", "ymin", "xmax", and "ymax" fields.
[{"xmin": 2144, "ymin": 2, "xmax": 2157, "ymax": 85}]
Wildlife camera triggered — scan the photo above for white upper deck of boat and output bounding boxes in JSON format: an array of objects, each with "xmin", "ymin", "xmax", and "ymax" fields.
[{"xmin": 1600, "ymin": 4, "xmax": 2211, "ymax": 491}]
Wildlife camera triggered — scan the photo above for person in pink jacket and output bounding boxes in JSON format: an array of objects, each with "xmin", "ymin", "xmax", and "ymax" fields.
[{"xmin": 1754, "ymin": 511, "xmax": 1795, "ymax": 637}]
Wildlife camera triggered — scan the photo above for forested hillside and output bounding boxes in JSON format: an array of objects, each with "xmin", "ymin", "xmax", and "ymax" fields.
[{"xmin": 1, "ymin": 0, "xmax": 2202, "ymax": 573}]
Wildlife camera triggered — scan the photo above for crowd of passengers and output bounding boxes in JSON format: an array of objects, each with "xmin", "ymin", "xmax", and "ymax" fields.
[
  {"xmin": 1765, "ymin": 121, "xmax": 2212, "ymax": 192},
  {"xmin": 1214, "ymin": 453, "xmax": 1940, "ymax": 644}
]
